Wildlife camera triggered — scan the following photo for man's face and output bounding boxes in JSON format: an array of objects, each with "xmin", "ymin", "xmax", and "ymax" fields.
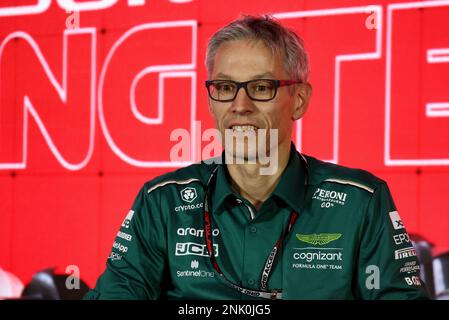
[{"xmin": 208, "ymin": 39, "xmax": 310, "ymax": 163}]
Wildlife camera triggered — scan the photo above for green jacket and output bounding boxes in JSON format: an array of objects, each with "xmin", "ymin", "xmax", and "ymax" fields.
[{"xmin": 85, "ymin": 146, "xmax": 429, "ymax": 300}]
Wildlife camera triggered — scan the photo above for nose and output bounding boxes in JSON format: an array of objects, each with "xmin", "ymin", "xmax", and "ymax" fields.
[{"xmin": 229, "ymin": 86, "xmax": 256, "ymax": 115}]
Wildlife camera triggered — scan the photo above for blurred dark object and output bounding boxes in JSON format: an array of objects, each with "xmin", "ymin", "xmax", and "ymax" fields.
[
  {"xmin": 433, "ymin": 252, "xmax": 449, "ymax": 300},
  {"xmin": 410, "ymin": 233, "xmax": 435, "ymax": 299},
  {"xmin": 21, "ymin": 268, "xmax": 90, "ymax": 300}
]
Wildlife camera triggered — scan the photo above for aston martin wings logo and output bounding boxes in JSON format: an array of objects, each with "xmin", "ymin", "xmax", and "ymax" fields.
[{"xmin": 296, "ymin": 233, "xmax": 342, "ymax": 245}]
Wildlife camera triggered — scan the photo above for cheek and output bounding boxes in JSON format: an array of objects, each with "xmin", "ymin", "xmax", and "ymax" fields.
[
  {"xmin": 267, "ymin": 106, "xmax": 294, "ymax": 139},
  {"xmin": 267, "ymin": 103, "xmax": 293, "ymax": 127},
  {"xmin": 210, "ymin": 105, "xmax": 226, "ymax": 129},
  {"xmin": 209, "ymin": 103, "xmax": 219, "ymax": 119}
]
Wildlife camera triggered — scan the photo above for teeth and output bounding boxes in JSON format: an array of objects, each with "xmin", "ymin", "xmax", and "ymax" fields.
[{"xmin": 231, "ymin": 125, "xmax": 257, "ymax": 132}]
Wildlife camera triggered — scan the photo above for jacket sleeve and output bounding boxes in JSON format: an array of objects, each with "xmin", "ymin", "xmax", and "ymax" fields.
[
  {"xmin": 84, "ymin": 185, "xmax": 167, "ymax": 300},
  {"xmin": 355, "ymin": 182, "xmax": 430, "ymax": 299}
]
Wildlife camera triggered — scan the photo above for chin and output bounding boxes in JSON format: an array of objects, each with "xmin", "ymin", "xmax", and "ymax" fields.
[{"xmin": 224, "ymin": 142, "xmax": 258, "ymax": 164}]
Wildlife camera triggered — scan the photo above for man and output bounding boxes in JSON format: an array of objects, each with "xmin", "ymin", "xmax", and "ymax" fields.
[{"xmin": 85, "ymin": 15, "xmax": 429, "ymax": 300}]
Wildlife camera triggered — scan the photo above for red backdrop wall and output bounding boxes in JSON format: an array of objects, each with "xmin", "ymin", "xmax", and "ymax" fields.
[{"xmin": 1, "ymin": 0, "xmax": 448, "ymax": 288}]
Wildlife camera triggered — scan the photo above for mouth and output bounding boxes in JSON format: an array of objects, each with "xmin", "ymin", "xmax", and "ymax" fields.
[{"xmin": 229, "ymin": 124, "xmax": 258, "ymax": 133}]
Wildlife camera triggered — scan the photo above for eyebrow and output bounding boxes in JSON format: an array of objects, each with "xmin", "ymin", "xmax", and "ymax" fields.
[{"xmin": 214, "ymin": 72, "xmax": 276, "ymax": 80}]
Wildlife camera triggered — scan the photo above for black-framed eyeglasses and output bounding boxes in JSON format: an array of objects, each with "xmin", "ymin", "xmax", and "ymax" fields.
[{"xmin": 205, "ymin": 79, "xmax": 302, "ymax": 102}]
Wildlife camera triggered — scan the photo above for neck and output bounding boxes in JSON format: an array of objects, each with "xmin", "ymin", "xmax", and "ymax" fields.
[{"xmin": 226, "ymin": 142, "xmax": 291, "ymax": 211}]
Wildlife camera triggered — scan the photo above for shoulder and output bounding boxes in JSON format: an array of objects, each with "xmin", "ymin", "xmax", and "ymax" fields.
[
  {"xmin": 303, "ymin": 154, "xmax": 386, "ymax": 195},
  {"xmin": 141, "ymin": 158, "xmax": 219, "ymax": 196}
]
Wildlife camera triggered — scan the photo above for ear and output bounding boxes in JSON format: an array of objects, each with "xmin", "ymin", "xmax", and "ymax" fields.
[{"xmin": 292, "ymin": 82, "xmax": 312, "ymax": 121}]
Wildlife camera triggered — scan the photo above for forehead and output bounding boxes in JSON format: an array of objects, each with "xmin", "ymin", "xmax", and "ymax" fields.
[{"xmin": 210, "ymin": 39, "xmax": 287, "ymax": 80}]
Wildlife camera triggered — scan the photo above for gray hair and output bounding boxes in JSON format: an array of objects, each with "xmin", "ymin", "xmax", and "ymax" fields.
[{"xmin": 205, "ymin": 15, "xmax": 310, "ymax": 82}]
